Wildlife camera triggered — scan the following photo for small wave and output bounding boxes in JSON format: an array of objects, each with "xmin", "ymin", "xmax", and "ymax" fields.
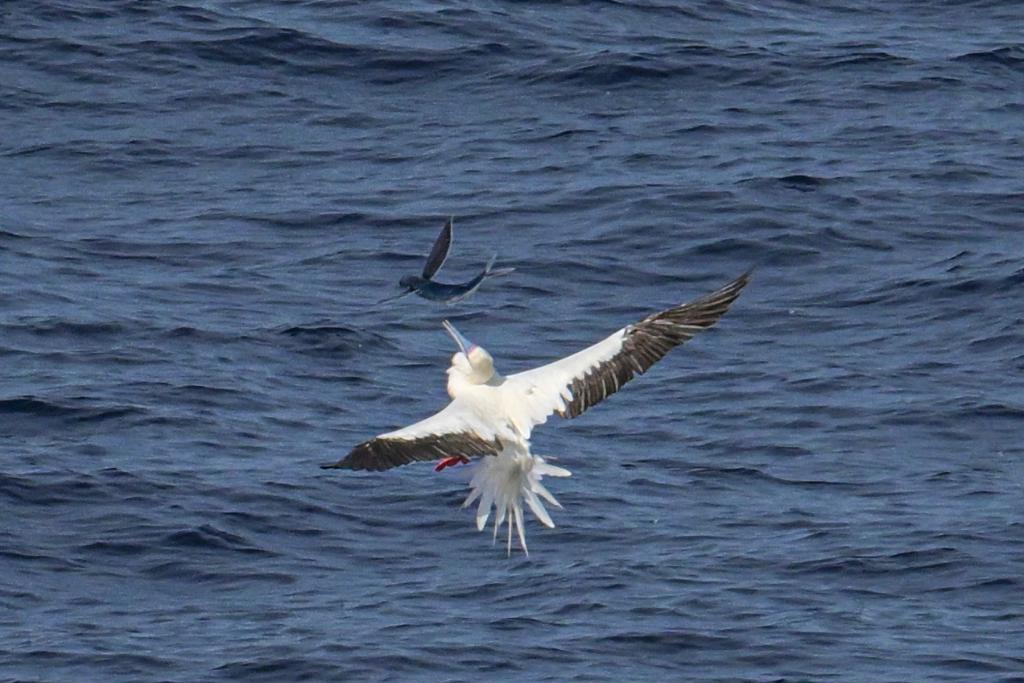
[
  {"xmin": 788, "ymin": 546, "xmax": 969, "ymax": 577},
  {"xmin": 0, "ymin": 473, "xmax": 68, "ymax": 506},
  {"xmin": 931, "ymin": 656, "xmax": 1018, "ymax": 674},
  {"xmin": 865, "ymin": 75, "xmax": 963, "ymax": 92},
  {"xmin": 0, "ymin": 397, "xmax": 79, "ymax": 418},
  {"xmin": 0, "ymin": 397, "xmax": 143, "ymax": 423},
  {"xmin": 162, "ymin": 524, "xmax": 274, "ymax": 555},
  {"xmin": 134, "ymin": 27, "xmax": 360, "ymax": 69},
  {"xmin": 77, "ymin": 540, "xmax": 148, "ymax": 556},
  {"xmin": 0, "ymin": 586, "xmax": 43, "ymax": 609},
  {"xmin": 521, "ymin": 127, "xmax": 597, "ymax": 142},
  {"xmin": 816, "ymin": 51, "xmax": 913, "ymax": 69},
  {"xmin": 275, "ymin": 322, "xmax": 394, "ymax": 357},
  {"xmin": 1, "ymin": 469, "xmax": 173, "ymax": 507},
  {"xmin": 684, "ymin": 235, "xmax": 818, "ymax": 266},
  {"xmin": 142, "ymin": 560, "xmax": 295, "ymax": 585},
  {"xmin": 592, "ymin": 630, "xmax": 743, "ymax": 652},
  {"xmin": 238, "ymin": 210, "xmax": 369, "ymax": 231},
  {"xmin": 953, "ymin": 46, "xmax": 1024, "ymax": 71},
  {"xmin": 686, "ymin": 465, "xmax": 851, "ymax": 490},
  {"xmin": 5, "ymin": 318, "xmax": 126, "ymax": 338},
  {"xmin": 279, "ymin": 324, "xmax": 365, "ymax": 338},
  {"xmin": 532, "ymin": 60, "xmax": 678, "ymax": 86},
  {"xmin": 520, "ymin": 48, "xmax": 758, "ymax": 87},
  {"xmin": 16, "ymin": 649, "xmax": 175, "ymax": 672},
  {"xmin": 957, "ymin": 402, "xmax": 1024, "ymax": 419},
  {"xmin": 739, "ymin": 173, "xmax": 837, "ymax": 192},
  {"xmin": 0, "ymin": 227, "xmax": 29, "ymax": 240},
  {"xmin": 846, "ymin": 267, "xmax": 1023, "ymax": 309},
  {"xmin": 165, "ymin": 326, "xmax": 240, "ymax": 343},
  {"xmin": 968, "ymin": 333, "xmax": 1022, "ymax": 352},
  {"xmin": 684, "ymin": 237, "xmax": 765, "ymax": 258},
  {"xmin": 778, "ymin": 174, "xmax": 828, "ymax": 189},
  {"xmin": 124, "ymin": 26, "xmax": 481, "ymax": 82},
  {"xmin": 5, "ymin": 138, "xmax": 197, "ymax": 172},
  {"xmin": 308, "ymin": 112, "xmax": 381, "ymax": 128},
  {"xmin": 818, "ymin": 226, "xmax": 893, "ymax": 251},
  {"xmin": 216, "ymin": 657, "xmax": 347, "ymax": 681},
  {"xmin": 960, "ymin": 576, "xmax": 1020, "ymax": 590}
]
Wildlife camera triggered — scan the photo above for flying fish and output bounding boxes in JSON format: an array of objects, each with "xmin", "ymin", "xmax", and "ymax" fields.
[{"xmin": 381, "ymin": 218, "xmax": 514, "ymax": 305}]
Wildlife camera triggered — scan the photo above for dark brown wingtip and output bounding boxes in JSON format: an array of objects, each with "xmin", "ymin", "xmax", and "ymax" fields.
[
  {"xmin": 677, "ymin": 269, "xmax": 752, "ymax": 318},
  {"xmin": 320, "ymin": 443, "xmax": 372, "ymax": 470},
  {"xmin": 322, "ymin": 433, "xmax": 502, "ymax": 473},
  {"xmin": 319, "ymin": 460, "xmax": 351, "ymax": 470},
  {"xmin": 714, "ymin": 268, "xmax": 753, "ymax": 296},
  {"xmin": 320, "ymin": 441, "xmax": 380, "ymax": 472},
  {"xmin": 557, "ymin": 270, "xmax": 751, "ymax": 420}
]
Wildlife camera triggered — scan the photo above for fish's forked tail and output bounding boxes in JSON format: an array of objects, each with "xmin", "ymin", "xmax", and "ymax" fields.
[
  {"xmin": 461, "ymin": 449, "xmax": 570, "ymax": 556},
  {"xmin": 483, "ymin": 254, "xmax": 515, "ymax": 279}
]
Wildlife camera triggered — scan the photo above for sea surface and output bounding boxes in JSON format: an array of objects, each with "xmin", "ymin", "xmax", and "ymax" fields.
[{"xmin": 2, "ymin": 1, "xmax": 1023, "ymax": 681}]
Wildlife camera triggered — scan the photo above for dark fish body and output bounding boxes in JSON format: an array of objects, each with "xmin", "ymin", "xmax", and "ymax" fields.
[
  {"xmin": 408, "ymin": 263, "xmax": 511, "ymax": 303},
  {"xmin": 413, "ymin": 280, "xmax": 481, "ymax": 302}
]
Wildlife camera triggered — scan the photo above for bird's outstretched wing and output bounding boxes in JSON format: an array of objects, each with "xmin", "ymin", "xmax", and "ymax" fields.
[
  {"xmin": 421, "ymin": 217, "xmax": 453, "ymax": 280},
  {"xmin": 321, "ymin": 400, "xmax": 501, "ymax": 472},
  {"xmin": 505, "ymin": 271, "xmax": 751, "ymax": 425}
]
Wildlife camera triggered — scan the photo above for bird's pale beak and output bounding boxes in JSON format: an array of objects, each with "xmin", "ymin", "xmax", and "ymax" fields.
[{"xmin": 442, "ymin": 320, "xmax": 477, "ymax": 355}]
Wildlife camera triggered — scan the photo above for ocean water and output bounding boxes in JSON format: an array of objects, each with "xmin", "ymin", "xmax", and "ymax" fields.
[{"xmin": 2, "ymin": 1, "xmax": 1023, "ymax": 680}]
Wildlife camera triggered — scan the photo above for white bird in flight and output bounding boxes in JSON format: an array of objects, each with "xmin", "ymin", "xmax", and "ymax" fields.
[{"xmin": 323, "ymin": 271, "xmax": 751, "ymax": 554}]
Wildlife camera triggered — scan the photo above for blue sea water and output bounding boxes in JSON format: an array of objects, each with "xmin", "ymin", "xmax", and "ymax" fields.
[{"xmin": 2, "ymin": 1, "xmax": 1023, "ymax": 680}]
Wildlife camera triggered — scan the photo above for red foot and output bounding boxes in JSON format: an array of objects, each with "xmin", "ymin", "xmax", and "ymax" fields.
[{"xmin": 434, "ymin": 455, "xmax": 470, "ymax": 472}]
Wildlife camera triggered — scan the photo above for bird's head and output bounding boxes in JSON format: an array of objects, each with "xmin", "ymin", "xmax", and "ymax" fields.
[
  {"xmin": 399, "ymin": 274, "xmax": 420, "ymax": 289},
  {"xmin": 443, "ymin": 320, "xmax": 494, "ymax": 385}
]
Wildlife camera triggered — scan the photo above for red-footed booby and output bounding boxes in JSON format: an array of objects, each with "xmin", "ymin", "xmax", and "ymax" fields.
[{"xmin": 324, "ymin": 271, "xmax": 751, "ymax": 554}]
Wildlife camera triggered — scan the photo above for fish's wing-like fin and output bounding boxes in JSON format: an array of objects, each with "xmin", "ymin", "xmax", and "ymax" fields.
[
  {"xmin": 505, "ymin": 271, "xmax": 751, "ymax": 426},
  {"xmin": 421, "ymin": 217, "xmax": 454, "ymax": 280},
  {"xmin": 321, "ymin": 400, "xmax": 501, "ymax": 472}
]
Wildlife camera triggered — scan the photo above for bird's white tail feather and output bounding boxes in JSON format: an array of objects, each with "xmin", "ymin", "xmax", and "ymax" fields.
[{"xmin": 462, "ymin": 448, "xmax": 571, "ymax": 556}]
